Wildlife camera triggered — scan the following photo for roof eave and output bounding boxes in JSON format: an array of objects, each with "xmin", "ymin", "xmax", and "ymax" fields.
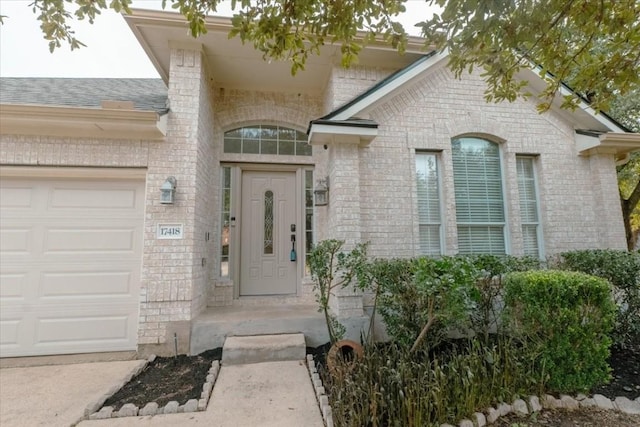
[
  {"xmin": 308, "ymin": 121, "xmax": 379, "ymax": 146},
  {"xmin": 0, "ymin": 104, "xmax": 167, "ymax": 141},
  {"xmin": 324, "ymin": 50, "xmax": 446, "ymax": 121},
  {"xmin": 576, "ymin": 131, "xmax": 640, "ymax": 164}
]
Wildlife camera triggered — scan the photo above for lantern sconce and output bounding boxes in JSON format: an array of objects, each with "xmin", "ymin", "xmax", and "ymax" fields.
[
  {"xmin": 314, "ymin": 177, "xmax": 329, "ymax": 206},
  {"xmin": 160, "ymin": 176, "xmax": 177, "ymax": 205}
]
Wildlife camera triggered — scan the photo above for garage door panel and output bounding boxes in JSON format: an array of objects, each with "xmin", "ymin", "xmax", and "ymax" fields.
[
  {"xmin": 0, "ymin": 272, "xmax": 28, "ymax": 300},
  {"xmin": 0, "ymin": 318, "xmax": 21, "ymax": 346},
  {"xmin": 44, "ymin": 228, "xmax": 137, "ymax": 253},
  {"xmin": 1, "ymin": 300, "xmax": 139, "ymax": 357},
  {"xmin": 0, "ymin": 174, "xmax": 144, "ymax": 357},
  {"xmin": 0, "ymin": 228, "xmax": 33, "ymax": 254},
  {"xmin": 36, "ymin": 315, "xmax": 131, "ymax": 344},
  {"xmin": 49, "ymin": 187, "xmax": 138, "ymax": 210},
  {"xmin": 40, "ymin": 271, "xmax": 135, "ymax": 299},
  {"xmin": 0, "ymin": 186, "xmax": 33, "ymax": 208}
]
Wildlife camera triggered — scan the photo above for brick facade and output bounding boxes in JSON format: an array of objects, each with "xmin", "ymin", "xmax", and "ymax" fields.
[{"xmin": 0, "ymin": 45, "xmax": 628, "ymax": 355}]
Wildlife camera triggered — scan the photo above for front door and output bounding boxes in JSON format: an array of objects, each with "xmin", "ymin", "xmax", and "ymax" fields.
[{"xmin": 240, "ymin": 171, "xmax": 297, "ymax": 295}]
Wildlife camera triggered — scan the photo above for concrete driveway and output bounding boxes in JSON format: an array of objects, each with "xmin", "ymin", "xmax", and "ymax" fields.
[{"xmin": 0, "ymin": 360, "xmax": 145, "ymax": 427}]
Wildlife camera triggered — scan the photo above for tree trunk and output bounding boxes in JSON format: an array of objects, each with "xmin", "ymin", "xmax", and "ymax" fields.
[{"xmin": 621, "ymin": 181, "xmax": 640, "ymax": 250}]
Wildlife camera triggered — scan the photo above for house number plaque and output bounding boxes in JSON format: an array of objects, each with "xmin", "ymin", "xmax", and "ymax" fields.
[{"xmin": 157, "ymin": 223, "xmax": 184, "ymax": 239}]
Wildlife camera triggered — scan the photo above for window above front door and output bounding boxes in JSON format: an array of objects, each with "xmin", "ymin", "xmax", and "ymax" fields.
[{"xmin": 223, "ymin": 125, "xmax": 312, "ymax": 156}]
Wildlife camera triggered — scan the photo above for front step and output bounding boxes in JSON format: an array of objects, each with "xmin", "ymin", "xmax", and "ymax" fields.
[
  {"xmin": 222, "ymin": 333, "xmax": 306, "ymax": 365},
  {"xmin": 190, "ymin": 304, "xmax": 329, "ymax": 355}
]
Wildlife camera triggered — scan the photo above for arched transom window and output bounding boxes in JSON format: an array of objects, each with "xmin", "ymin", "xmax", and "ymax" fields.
[{"xmin": 223, "ymin": 125, "xmax": 312, "ymax": 156}]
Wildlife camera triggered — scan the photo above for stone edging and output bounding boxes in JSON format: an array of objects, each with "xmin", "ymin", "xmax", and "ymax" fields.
[
  {"xmin": 307, "ymin": 354, "xmax": 334, "ymax": 427},
  {"xmin": 86, "ymin": 356, "xmax": 221, "ymax": 420},
  {"xmin": 440, "ymin": 393, "xmax": 640, "ymax": 427},
  {"xmin": 305, "ymin": 352, "xmax": 639, "ymax": 427}
]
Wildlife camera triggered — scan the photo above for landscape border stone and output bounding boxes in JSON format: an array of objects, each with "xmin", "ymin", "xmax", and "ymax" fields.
[
  {"xmin": 84, "ymin": 357, "xmax": 149, "ymax": 418},
  {"xmin": 438, "ymin": 392, "xmax": 640, "ymax": 426},
  {"xmin": 307, "ymin": 354, "xmax": 334, "ymax": 427},
  {"xmin": 305, "ymin": 350, "xmax": 640, "ymax": 427},
  {"xmin": 87, "ymin": 357, "xmax": 221, "ymax": 421}
]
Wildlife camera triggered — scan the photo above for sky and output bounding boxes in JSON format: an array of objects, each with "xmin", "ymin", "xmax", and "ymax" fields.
[{"xmin": 0, "ymin": 0, "xmax": 436, "ymax": 79}]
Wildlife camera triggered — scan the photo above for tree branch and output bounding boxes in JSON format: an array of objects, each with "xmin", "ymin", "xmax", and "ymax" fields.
[{"xmin": 626, "ymin": 179, "xmax": 640, "ymax": 212}]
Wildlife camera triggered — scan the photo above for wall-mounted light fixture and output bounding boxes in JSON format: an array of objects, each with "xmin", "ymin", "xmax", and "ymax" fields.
[
  {"xmin": 160, "ymin": 176, "xmax": 177, "ymax": 204},
  {"xmin": 314, "ymin": 177, "xmax": 329, "ymax": 206}
]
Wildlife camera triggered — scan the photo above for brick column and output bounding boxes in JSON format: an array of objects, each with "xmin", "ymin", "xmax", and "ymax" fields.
[
  {"xmin": 325, "ymin": 139, "xmax": 367, "ymax": 336},
  {"xmin": 589, "ymin": 152, "xmax": 627, "ymax": 249},
  {"xmin": 138, "ymin": 44, "xmax": 216, "ymax": 355}
]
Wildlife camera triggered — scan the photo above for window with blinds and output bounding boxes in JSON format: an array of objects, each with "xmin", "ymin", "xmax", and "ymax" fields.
[
  {"xmin": 516, "ymin": 156, "xmax": 542, "ymax": 257},
  {"xmin": 415, "ymin": 153, "xmax": 442, "ymax": 255},
  {"xmin": 452, "ymin": 137, "xmax": 506, "ymax": 255}
]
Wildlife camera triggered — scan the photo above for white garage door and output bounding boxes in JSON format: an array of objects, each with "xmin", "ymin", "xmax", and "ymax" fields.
[{"xmin": 0, "ymin": 172, "xmax": 145, "ymax": 357}]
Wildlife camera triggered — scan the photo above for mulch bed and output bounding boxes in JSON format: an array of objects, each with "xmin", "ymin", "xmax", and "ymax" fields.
[
  {"xmin": 592, "ymin": 345, "xmax": 640, "ymax": 399},
  {"xmin": 99, "ymin": 340, "xmax": 637, "ymax": 420},
  {"xmin": 102, "ymin": 348, "xmax": 221, "ymax": 411}
]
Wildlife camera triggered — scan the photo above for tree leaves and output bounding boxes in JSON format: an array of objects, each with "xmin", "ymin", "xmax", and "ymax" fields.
[{"xmin": 8, "ymin": 0, "xmax": 640, "ymax": 115}]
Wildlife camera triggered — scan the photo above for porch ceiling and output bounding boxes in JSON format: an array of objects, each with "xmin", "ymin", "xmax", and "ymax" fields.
[{"xmin": 124, "ymin": 9, "xmax": 427, "ymax": 95}]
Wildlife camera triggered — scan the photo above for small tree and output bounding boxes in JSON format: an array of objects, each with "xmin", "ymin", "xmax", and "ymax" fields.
[{"xmin": 307, "ymin": 239, "xmax": 368, "ymax": 345}]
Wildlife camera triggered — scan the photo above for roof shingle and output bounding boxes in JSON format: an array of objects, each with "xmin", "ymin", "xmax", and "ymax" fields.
[{"xmin": 0, "ymin": 78, "xmax": 168, "ymax": 114}]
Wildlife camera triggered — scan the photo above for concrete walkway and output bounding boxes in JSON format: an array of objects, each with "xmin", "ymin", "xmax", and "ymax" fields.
[
  {"xmin": 0, "ymin": 360, "xmax": 146, "ymax": 427},
  {"xmin": 77, "ymin": 360, "xmax": 324, "ymax": 427}
]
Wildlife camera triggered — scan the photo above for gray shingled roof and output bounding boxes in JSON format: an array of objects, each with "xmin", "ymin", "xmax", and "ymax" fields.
[{"xmin": 0, "ymin": 78, "xmax": 168, "ymax": 114}]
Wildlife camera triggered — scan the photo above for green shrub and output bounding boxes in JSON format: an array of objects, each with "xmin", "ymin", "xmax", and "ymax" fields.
[
  {"xmin": 556, "ymin": 249, "xmax": 640, "ymax": 349},
  {"xmin": 503, "ymin": 270, "xmax": 616, "ymax": 393},
  {"xmin": 375, "ymin": 256, "xmax": 477, "ymax": 353},
  {"xmin": 466, "ymin": 255, "xmax": 544, "ymax": 342}
]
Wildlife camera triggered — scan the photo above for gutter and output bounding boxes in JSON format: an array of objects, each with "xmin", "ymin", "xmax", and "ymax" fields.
[{"xmin": 0, "ymin": 104, "xmax": 167, "ymax": 141}]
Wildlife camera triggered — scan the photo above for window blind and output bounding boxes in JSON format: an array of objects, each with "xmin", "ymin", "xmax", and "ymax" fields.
[
  {"xmin": 452, "ymin": 138, "xmax": 506, "ymax": 255},
  {"xmin": 415, "ymin": 153, "xmax": 441, "ymax": 255},
  {"xmin": 516, "ymin": 156, "xmax": 541, "ymax": 257}
]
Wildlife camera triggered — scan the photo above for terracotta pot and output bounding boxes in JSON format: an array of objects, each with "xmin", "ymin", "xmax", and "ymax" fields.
[{"xmin": 326, "ymin": 339, "xmax": 364, "ymax": 376}]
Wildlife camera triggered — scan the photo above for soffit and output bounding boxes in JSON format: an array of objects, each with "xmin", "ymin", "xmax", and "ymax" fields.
[{"xmin": 124, "ymin": 9, "xmax": 427, "ymax": 95}]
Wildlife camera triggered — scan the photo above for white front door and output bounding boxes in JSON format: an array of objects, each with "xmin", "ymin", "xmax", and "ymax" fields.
[{"xmin": 240, "ymin": 171, "xmax": 298, "ymax": 295}]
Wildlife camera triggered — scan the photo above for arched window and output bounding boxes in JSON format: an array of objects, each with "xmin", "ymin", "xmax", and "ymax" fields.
[
  {"xmin": 223, "ymin": 125, "xmax": 311, "ymax": 156},
  {"xmin": 452, "ymin": 137, "xmax": 506, "ymax": 255}
]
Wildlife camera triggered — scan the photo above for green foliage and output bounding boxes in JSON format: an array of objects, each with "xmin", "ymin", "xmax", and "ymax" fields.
[
  {"xmin": 307, "ymin": 239, "xmax": 368, "ymax": 345},
  {"xmin": 28, "ymin": 0, "xmax": 134, "ymax": 52},
  {"xmin": 324, "ymin": 338, "xmax": 544, "ymax": 427},
  {"xmin": 466, "ymin": 255, "xmax": 544, "ymax": 343},
  {"xmin": 616, "ymin": 153, "xmax": 640, "ymax": 251},
  {"xmin": 15, "ymin": 1, "xmax": 640, "ymax": 114},
  {"xmin": 610, "ymin": 88, "xmax": 640, "ymax": 133},
  {"xmin": 555, "ymin": 249, "xmax": 640, "ymax": 349},
  {"xmin": 419, "ymin": 0, "xmax": 640, "ymax": 113},
  {"xmin": 503, "ymin": 270, "xmax": 616, "ymax": 393},
  {"xmin": 374, "ymin": 256, "xmax": 477, "ymax": 353}
]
